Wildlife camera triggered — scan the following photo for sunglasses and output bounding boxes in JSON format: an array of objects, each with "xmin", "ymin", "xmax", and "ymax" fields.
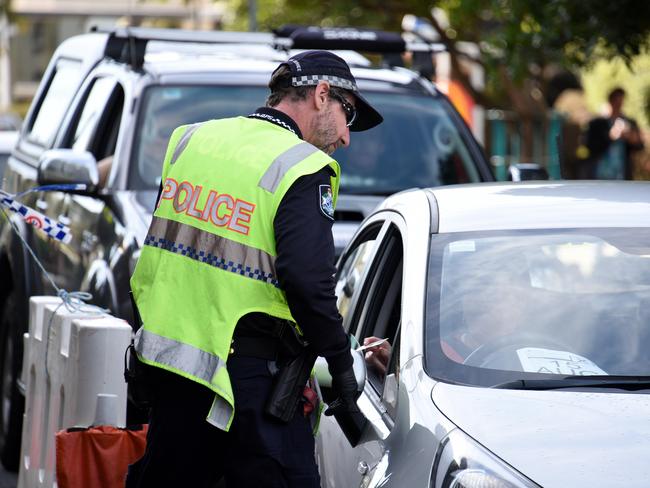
[{"xmin": 329, "ymin": 90, "xmax": 357, "ymax": 127}]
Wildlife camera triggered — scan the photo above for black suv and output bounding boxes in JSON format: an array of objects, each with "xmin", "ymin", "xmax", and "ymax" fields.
[{"xmin": 0, "ymin": 26, "xmax": 493, "ymax": 470}]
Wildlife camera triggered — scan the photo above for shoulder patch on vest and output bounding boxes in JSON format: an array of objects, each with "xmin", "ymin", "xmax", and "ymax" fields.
[{"xmin": 319, "ymin": 184, "xmax": 335, "ymax": 221}]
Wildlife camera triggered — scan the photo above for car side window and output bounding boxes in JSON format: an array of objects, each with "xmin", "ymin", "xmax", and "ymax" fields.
[
  {"xmin": 67, "ymin": 78, "xmax": 124, "ymax": 157},
  {"xmin": 334, "ymin": 223, "xmax": 382, "ymax": 332},
  {"xmin": 27, "ymin": 58, "xmax": 82, "ymax": 148},
  {"xmin": 354, "ymin": 224, "xmax": 404, "ymax": 397},
  {"xmin": 65, "ymin": 77, "xmax": 125, "ymax": 187}
]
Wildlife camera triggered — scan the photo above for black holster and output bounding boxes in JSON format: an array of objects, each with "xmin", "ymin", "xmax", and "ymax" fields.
[
  {"xmin": 264, "ymin": 320, "xmax": 316, "ymax": 423},
  {"xmin": 264, "ymin": 347, "xmax": 317, "ymax": 423},
  {"xmin": 124, "ymin": 291, "xmax": 152, "ymax": 409}
]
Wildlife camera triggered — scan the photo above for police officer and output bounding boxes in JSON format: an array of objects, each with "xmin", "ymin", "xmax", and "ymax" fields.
[{"xmin": 126, "ymin": 50, "xmax": 382, "ymax": 488}]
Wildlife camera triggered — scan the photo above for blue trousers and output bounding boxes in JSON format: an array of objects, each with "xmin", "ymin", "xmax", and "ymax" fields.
[{"xmin": 125, "ymin": 356, "xmax": 321, "ymax": 488}]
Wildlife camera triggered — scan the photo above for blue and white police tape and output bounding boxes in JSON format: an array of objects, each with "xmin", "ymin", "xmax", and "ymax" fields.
[
  {"xmin": 0, "ymin": 190, "xmax": 73, "ymax": 244},
  {"xmin": 15, "ymin": 183, "xmax": 88, "ymax": 199}
]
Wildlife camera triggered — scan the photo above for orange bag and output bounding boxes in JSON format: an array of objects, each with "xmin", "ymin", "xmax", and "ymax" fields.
[{"xmin": 55, "ymin": 425, "xmax": 148, "ymax": 488}]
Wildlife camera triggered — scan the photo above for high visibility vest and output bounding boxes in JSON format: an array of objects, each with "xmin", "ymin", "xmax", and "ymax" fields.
[{"xmin": 130, "ymin": 117, "xmax": 340, "ymax": 431}]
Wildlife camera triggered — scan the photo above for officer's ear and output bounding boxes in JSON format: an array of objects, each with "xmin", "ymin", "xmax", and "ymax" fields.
[{"xmin": 313, "ymin": 82, "xmax": 330, "ymax": 112}]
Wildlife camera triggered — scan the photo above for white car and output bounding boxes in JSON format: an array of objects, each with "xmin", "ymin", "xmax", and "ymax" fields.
[{"xmin": 316, "ymin": 181, "xmax": 650, "ymax": 487}]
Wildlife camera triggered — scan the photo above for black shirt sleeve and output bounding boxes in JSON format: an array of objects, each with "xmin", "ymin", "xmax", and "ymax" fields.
[{"xmin": 274, "ymin": 167, "xmax": 353, "ymax": 374}]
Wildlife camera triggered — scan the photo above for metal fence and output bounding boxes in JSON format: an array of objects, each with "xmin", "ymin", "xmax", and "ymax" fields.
[{"xmin": 485, "ymin": 109, "xmax": 576, "ymax": 181}]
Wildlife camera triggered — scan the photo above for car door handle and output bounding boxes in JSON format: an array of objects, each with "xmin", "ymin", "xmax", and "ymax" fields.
[
  {"xmin": 36, "ymin": 199, "xmax": 47, "ymax": 211},
  {"xmin": 357, "ymin": 460, "xmax": 369, "ymax": 475}
]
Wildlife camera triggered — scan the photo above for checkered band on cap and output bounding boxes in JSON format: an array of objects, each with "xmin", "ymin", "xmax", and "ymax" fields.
[{"xmin": 291, "ymin": 75, "xmax": 357, "ymax": 92}]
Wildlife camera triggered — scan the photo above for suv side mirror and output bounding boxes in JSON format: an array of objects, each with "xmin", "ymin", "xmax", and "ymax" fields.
[
  {"xmin": 508, "ymin": 163, "xmax": 549, "ymax": 181},
  {"xmin": 37, "ymin": 149, "xmax": 99, "ymax": 191}
]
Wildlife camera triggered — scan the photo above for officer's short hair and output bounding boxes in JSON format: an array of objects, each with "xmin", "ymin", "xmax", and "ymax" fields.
[{"xmin": 266, "ymin": 65, "xmax": 314, "ymax": 107}]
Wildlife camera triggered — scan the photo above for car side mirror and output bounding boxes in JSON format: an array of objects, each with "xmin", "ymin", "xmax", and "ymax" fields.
[
  {"xmin": 508, "ymin": 163, "xmax": 549, "ymax": 181},
  {"xmin": 314, "ymin": 347, "xmax": 368, "ymax": 447},
  {"xmin": 37, "ymin": 149, "xmax": 99, "ymax": 192},
  {"xmin": 314, "ymin": 348, "xmax": 366, "ymax": 392}
]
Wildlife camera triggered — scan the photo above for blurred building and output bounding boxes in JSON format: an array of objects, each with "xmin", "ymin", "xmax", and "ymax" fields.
[{"xmin": 1, "ymin": 0, "xmax": 226, "ymax": 110}]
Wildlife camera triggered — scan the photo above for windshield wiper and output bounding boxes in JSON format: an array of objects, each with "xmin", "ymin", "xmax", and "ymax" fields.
[{"xmin": 491, "ymin": 376, "xmax": 650, "ymax": 391}]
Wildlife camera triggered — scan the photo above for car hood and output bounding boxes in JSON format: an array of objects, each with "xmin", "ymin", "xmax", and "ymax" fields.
[{"xmin": 432, "ymin": 382, "xmax": 650, "ymax": 487}]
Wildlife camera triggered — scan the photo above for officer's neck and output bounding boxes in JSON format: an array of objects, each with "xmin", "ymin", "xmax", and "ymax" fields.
[
  {"xmin": 271, "ymin": 99, "xmax": 318, "ymax": 141},
  {"xmin": 249, "ymin": 106, "xmax": 303, "ymax": 139}
]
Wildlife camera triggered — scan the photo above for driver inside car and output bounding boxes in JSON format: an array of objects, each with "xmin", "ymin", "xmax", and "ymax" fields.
[
  {"xmin": 362, "ymin": 335, "xmax": 392, "ymax": 377},
  {"xmin": 442, "ymin": 272, "xmax": 529, "ymax": 364},
  {"xmin": 441, "ymin": 271, "xmax": 600, "ymax": 374}
]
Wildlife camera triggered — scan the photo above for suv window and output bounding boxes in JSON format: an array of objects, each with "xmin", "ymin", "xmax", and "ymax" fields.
[
  {"xmin": 65, "ymin": 77, "xmax": 125, "ymax": 162},
  {"xmin": 69, "ymin": 77, "xmax": 120, "ymax": 155},
  {"xmin": 130, "ymin": 85, "xmax": 266, "ymax": 189},
  {"xmin": 28, "ymin": 58, "xmax": 83, "ymax": 148},
  {"xmin": 334, "ymin": 92, "xmax": 480, "ymax": 195},
  {"xmin": 129, "ymin": 85, "xmax": 486, "ymax": 192}
]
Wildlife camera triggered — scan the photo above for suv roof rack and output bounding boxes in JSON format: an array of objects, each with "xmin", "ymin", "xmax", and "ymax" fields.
[
  {"xmin": 92, "ymin": 26, "xmax": 278, "ymax": 68},
  {"xmin": 91, "ymin": 25, "xmax": 445, "ymax": 72}
]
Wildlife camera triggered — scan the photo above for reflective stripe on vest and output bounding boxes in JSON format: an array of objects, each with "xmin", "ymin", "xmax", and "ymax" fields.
[
  {"xmin": 258, "ymin": 141, "xmax": 320, "ymax": 193},
  {"xmin": 170, "ymin": 123, "xmax": 203, "ymax": 165},
  {"xmin": 144, "ymin": 216, "xmax": 279, "ymax": 287},
  {"xmin": 134, "ymin": 327, "xmax": 233, "ymax": 430}
]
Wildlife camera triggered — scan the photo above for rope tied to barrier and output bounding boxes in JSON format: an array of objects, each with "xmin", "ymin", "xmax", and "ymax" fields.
[{"xmin": 57, "ymin": 290, "xmax": 107, "ymax": 315}]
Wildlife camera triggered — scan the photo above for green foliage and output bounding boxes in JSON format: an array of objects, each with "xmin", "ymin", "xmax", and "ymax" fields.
[
  {"xmin": 224, "ymin": 0, "xmax": 433, "ymax": 32},
  {"xmin": 439, "ymin": 0, "xmax": 650, "ymax": 78},
  {"xmin": 225, "ymin": 0, "xmax": 650, "ymax": 82},
  {"xmin": 223, "ymin": 0, "xmax": 650, "ymax": 112}
]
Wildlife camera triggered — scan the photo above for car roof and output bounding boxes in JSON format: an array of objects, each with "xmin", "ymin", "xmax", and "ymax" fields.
[{"xmin": 415, "ymin": 181, "xmax": 650, "ymax": 233}]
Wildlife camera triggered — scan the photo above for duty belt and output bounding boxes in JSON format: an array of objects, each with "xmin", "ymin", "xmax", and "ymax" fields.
[
  {"xmin": 229, "ymin": 335, "xmax": 282, "ymax": 361},
  {"xmin": 230, "ymin": 315, "xmax": 307, "ymax": 360}
]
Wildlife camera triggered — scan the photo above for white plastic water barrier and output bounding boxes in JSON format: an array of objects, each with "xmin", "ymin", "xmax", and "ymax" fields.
[{"xmin": 18, "ymin": 297, "xmax": 132, "ymax": 488}]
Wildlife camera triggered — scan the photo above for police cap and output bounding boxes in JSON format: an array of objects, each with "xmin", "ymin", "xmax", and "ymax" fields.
[{"xmin": 272, "ymin": 50, "xmax": 383, "ymax": 132}]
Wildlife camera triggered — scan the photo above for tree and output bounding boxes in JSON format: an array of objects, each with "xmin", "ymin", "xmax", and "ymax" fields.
[
  {"xmin": 428, "ymin": 0, "xmax": 650, "ymax": 162},
  {"xmin": 225, "ymin": 0, "xmax": 428, "ymax": 33},
  {"xmin": 225, "ymin": 0, "xmax": 650, "ymax": 104},
  {"xmin": 223, "ymin": 0, "xmax": 650, "ymax": 161},
  {"xmin": 432, "ymin": 0, "xmax": 650, "ymax": 101}
]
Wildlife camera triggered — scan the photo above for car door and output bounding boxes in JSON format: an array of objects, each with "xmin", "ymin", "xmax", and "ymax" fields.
[
  {"xmin": 66, "ymin": 70, "xmax": 130, "ymax": 313},
  {"xmin": 49, "ymin": 71, "xmax": 127, "ymax": 311},
  {"xmin": 317, "ymin": 212, "xmax": 406, "ymax": 488}
]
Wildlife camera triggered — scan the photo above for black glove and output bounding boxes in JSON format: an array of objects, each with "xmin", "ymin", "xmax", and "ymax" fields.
[{"xmin": 324, "ymin": 366, "xmax": 360, "ymax": 416}]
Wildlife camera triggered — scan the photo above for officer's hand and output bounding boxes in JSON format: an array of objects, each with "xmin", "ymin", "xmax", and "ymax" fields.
[{"xmin": 324, "ymin": 366, "xmax": 360, "ymax": 416}]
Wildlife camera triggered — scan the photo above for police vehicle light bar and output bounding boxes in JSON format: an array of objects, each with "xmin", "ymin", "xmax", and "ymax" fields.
[
  {"xmin": 278, "ymin": 25, "xmax": 445, "ymax": 54},
  {"xmin": 282, "ymin": 26, "xmax": 406, "ymax": 53}
]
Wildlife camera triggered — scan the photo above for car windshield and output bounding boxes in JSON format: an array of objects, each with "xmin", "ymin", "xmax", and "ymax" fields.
[
  {"xmin": 129, "ymin": 85, "xmax": 484, "ymax": 191},
  {"xmin": 425, "ymin": 228, "xmax": 650, "ymax": 386},
  {"xmin": 334, "ymin": 92, "xmax": 481, "ymax": 194}
]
